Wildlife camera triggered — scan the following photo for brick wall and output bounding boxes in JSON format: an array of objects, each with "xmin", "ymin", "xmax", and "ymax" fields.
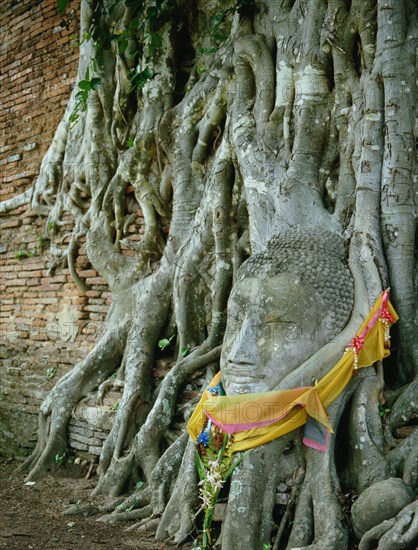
[
  {"xmin": 0, "ymin": 0, "xmax": 80, "ymax": 201},
  {"xmin": 0, "ymin": 0, "xmax": 118, "ymax": 459}
]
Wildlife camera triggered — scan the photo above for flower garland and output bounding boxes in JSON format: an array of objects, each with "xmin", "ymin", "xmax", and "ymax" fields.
[{"xmin": 194, "ymin": 387, "xmax": 246, "ymax": 550}]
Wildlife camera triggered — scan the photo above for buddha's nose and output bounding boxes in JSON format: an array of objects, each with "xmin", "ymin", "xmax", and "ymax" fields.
[{"xmin": 227, "ymin": 316, "xmax": 258, "ymax": 365}]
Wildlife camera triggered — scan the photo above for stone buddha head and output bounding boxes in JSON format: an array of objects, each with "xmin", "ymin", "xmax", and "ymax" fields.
[{"xmin": 221, "ymin": 230, "xmax": 354, "ymax": 394}]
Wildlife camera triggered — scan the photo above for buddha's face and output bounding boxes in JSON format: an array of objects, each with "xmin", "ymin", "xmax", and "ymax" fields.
[{"xmin": 221, "ymin": 273, "xmax": 333, "ymax": 395}]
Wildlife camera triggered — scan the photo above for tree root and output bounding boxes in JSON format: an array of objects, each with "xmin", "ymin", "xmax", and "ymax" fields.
[
  {"xmin": 64, "ymin": 497, "xmax": 123, "ymax": 517},
  {"xmin": 9, "ymin": 3, "xmax": 417, "ymax": 550},
  {"xmin": 287, "ymin": 448, "xmax": 348, "ymax": 550},
  {"xmin": 98, "ymin": 505, "xmax": 153, "ymax": 524},
  {"xmin": 273, "ymin": 472, "xmax": 301, "ymax": 550},
  {"xmin": 346, "ymin": 373, "xmax": 389, "ymax": 492},
  {"xmin": 359, "ymin": 501, "xmax": 418, "ymax": 550},
  {"xmin": 286, "ymin": 474, "xmax": 313, "ymax": 548},
  {"xmin": 109, "ymin": 487, "xmax": 151, "ymax": 514},
  {"xmin": 287, "ymin": 399, "xmax": 352, "ymax": 550},
  {"xmin": 221, "ymin": 437, "xmax": 295, "ymax": 549},
  {"xmin": 20, "ymin": 325, "xmax": 128, "ymax": 481},
  {"xmin": 127, "ymin": 517, "xmax": 161, "ymax": 533},
  {"xmin": 388, "ymin": 378, "xmax": 418, "ymax": 432},
  {"xmin": 387, "ymin": 427, "xmax": 418, "ymax": 487},
  {"xmin": 96, "ymin": 432, "xmax": 189, "ymax": 527},
  {"xmin": 156, "ymin": 438, "xmax": 199, "ymax": 544},
  {"xmin": 95, "ymin": 344, "xmax": 221, "ymax": 496}
]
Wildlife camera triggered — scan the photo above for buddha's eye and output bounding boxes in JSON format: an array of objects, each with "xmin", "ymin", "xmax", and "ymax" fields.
[{"xmin": 263, "ymin": 311, "xmax": 281, "ymax": 324}]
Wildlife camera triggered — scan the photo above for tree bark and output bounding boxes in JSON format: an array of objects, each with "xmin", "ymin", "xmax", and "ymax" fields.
[{"xmin": 2, "ymin": 1, "xmax": 416, "ymax": 548}]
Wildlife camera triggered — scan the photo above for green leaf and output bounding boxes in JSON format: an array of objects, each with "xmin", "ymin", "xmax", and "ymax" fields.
[
  {"xmin": 158, "ymin": 335, "xmax": 174, "ymax": 350},
  {"xmin": 195, "ymin": 451, "xmax": 207, "ymax": 481},
  {"xmin": 128, "ymin": 18, "xmax": 142, "ymax": 31},
  {"xmin": 78, "ymin": 79, "xmax": 91, "ymax": 91},
  {"xmin": 128, "ymin": 49, "xmax": 139, "ymax": 59},
  {"xmin": 57, "ymin": 0, "xmax": 70, "ymax": 15},
  {"xmin": 213, "ymin": 13, "xmax": 224, "ymax": 24},
  {"xmin": 217, "ymin": 433, "xmax": 229, "ymax": 462},
  {"xmin": 205, "ymin": 505, "xmax": 216, "ymax": 527},
  {"xmin": 90, "ymin": 77, "xmax": 102, "ymax": 90},
  {"xmin": 181, "ymin": 346, "xmax": 190, "ymax": 357},
  {"xmin": 150, "ymin": 33, "xmax": 162, "ymax": 48},
  {"xmin": 118, "ymin": 38, "xmax": 129, "ymax": 55},
  {"xmin": 127, "ymin": 137, "xmax": 135, "ymax": 148},
  {"xmin": 142, "ymin": 66, "xmax": 154, "ymax": 79},
  {"xmin": 158, "ymin": 338, "xmax": 171, "ymax": 350},
  {"xmin": 213, "ymin": 33, "xmax": 227, "ymax": 43},
  {"xmin": 223, "ymin": 451, "xmax": 248, "ymax": 481}
]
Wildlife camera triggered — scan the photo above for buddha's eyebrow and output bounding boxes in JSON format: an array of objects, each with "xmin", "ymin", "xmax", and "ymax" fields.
[{"xmin": 270, "ymin": 296, "xmax": 305, "ymax": 316}]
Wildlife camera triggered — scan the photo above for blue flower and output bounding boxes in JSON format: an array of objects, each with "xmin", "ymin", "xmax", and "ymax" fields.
[
  {"xmin": 207, "ymin": 381, "xmax": 226, "ymax": 396},
  {"xmin": 197, "ymin": 430, "xmax": 210, "ymax": 446}
]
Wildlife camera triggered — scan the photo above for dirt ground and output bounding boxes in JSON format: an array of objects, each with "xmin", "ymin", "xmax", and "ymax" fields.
[{"xmin": 0, "ymin": 458, "xmax": 190, "ymax": 550}]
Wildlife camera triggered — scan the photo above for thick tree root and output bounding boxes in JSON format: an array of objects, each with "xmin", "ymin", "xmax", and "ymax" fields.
[
  {"xmin": 287, "ymin": 399, "xmax": 353, "ymax": 550},
  {"xmin": 388, "ymin": 379, "xmax": 418, "ymax": 432},
  {"xmin": 346, "ymin": 373, "xmax": 389, "ymax": 492},
  {"xmin": 286, "ymin": 448, "xmax": 348, "ymax": 550},
  {"xmin": 97, "ymin": 432, "xmax": 189, "ymax": 525},
  {"xmin": 359, "ymin": 501, "xmax": 418, "ymax": 550},
  {"xmin": 127, "ymin": 517, "xmax": 161, "ymax": 533},
  {"xmin": 94, "ymin": 346, "xmax": 221, "ymax": 496},
  {"xmin": 156, "ymin": 438, "xmax": 199, "ymax": 544},
  {"xmin": 98, "ymin": 505, "xmax": 153, "ymax": 524},
  {"xmin": 20, "ymin": 325, "xmax": 128, "ymax": 481},
  {"xmin": 387, "ymin": 428, "xmax": 418, "ymax": 487}
]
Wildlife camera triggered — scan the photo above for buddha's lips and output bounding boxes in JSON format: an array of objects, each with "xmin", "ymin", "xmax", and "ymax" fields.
[{"xmin": 223, "ymin": 369, "xmax": 267, "ymax": 381}]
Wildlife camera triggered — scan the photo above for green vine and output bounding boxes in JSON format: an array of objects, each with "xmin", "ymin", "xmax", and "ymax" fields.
[
  {"xmin": 197, "ymin": 0, "xmax": 256, "ymax": 70},
  {"xmin": 69, "ymin": 66, "xmax": 102, "ymax": 126},
  {"xmin": 60, "ymin": 0, "xmax": 255, "ymax": 125},
  {"xmin": 58, "ymin": 0, "xmax": 175, "ymax": 126}
]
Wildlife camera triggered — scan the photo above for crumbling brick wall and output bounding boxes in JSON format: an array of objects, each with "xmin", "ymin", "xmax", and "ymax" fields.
[{"xmin": 0, "ymin": 0, "xmax": 119, "ymax": 459}]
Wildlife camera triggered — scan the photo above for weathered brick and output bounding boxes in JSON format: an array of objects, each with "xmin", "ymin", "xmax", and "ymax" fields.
[
  {"xmin": 82, "ymin": 305, "xmax": 108, "ymax": 313},
  {"xmin": 85, "ymin": 277, "xmax": 108, "ymax": 285},
  {"xmin": 0, "ymin": 219, "xmax": 22, "ymax": 229},
  {"xmin": 23, "ymin": 142, "xmax": 37, "ymax": 151},
  {"xmin": 78, "ymin": 269, "xmax": 97, "ymax": 278}
]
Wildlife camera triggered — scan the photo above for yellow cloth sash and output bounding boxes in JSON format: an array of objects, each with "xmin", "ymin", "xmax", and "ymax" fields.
[{"xmin": 187, "ymin": 290, "xmax": 398, "ymax": 453}]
